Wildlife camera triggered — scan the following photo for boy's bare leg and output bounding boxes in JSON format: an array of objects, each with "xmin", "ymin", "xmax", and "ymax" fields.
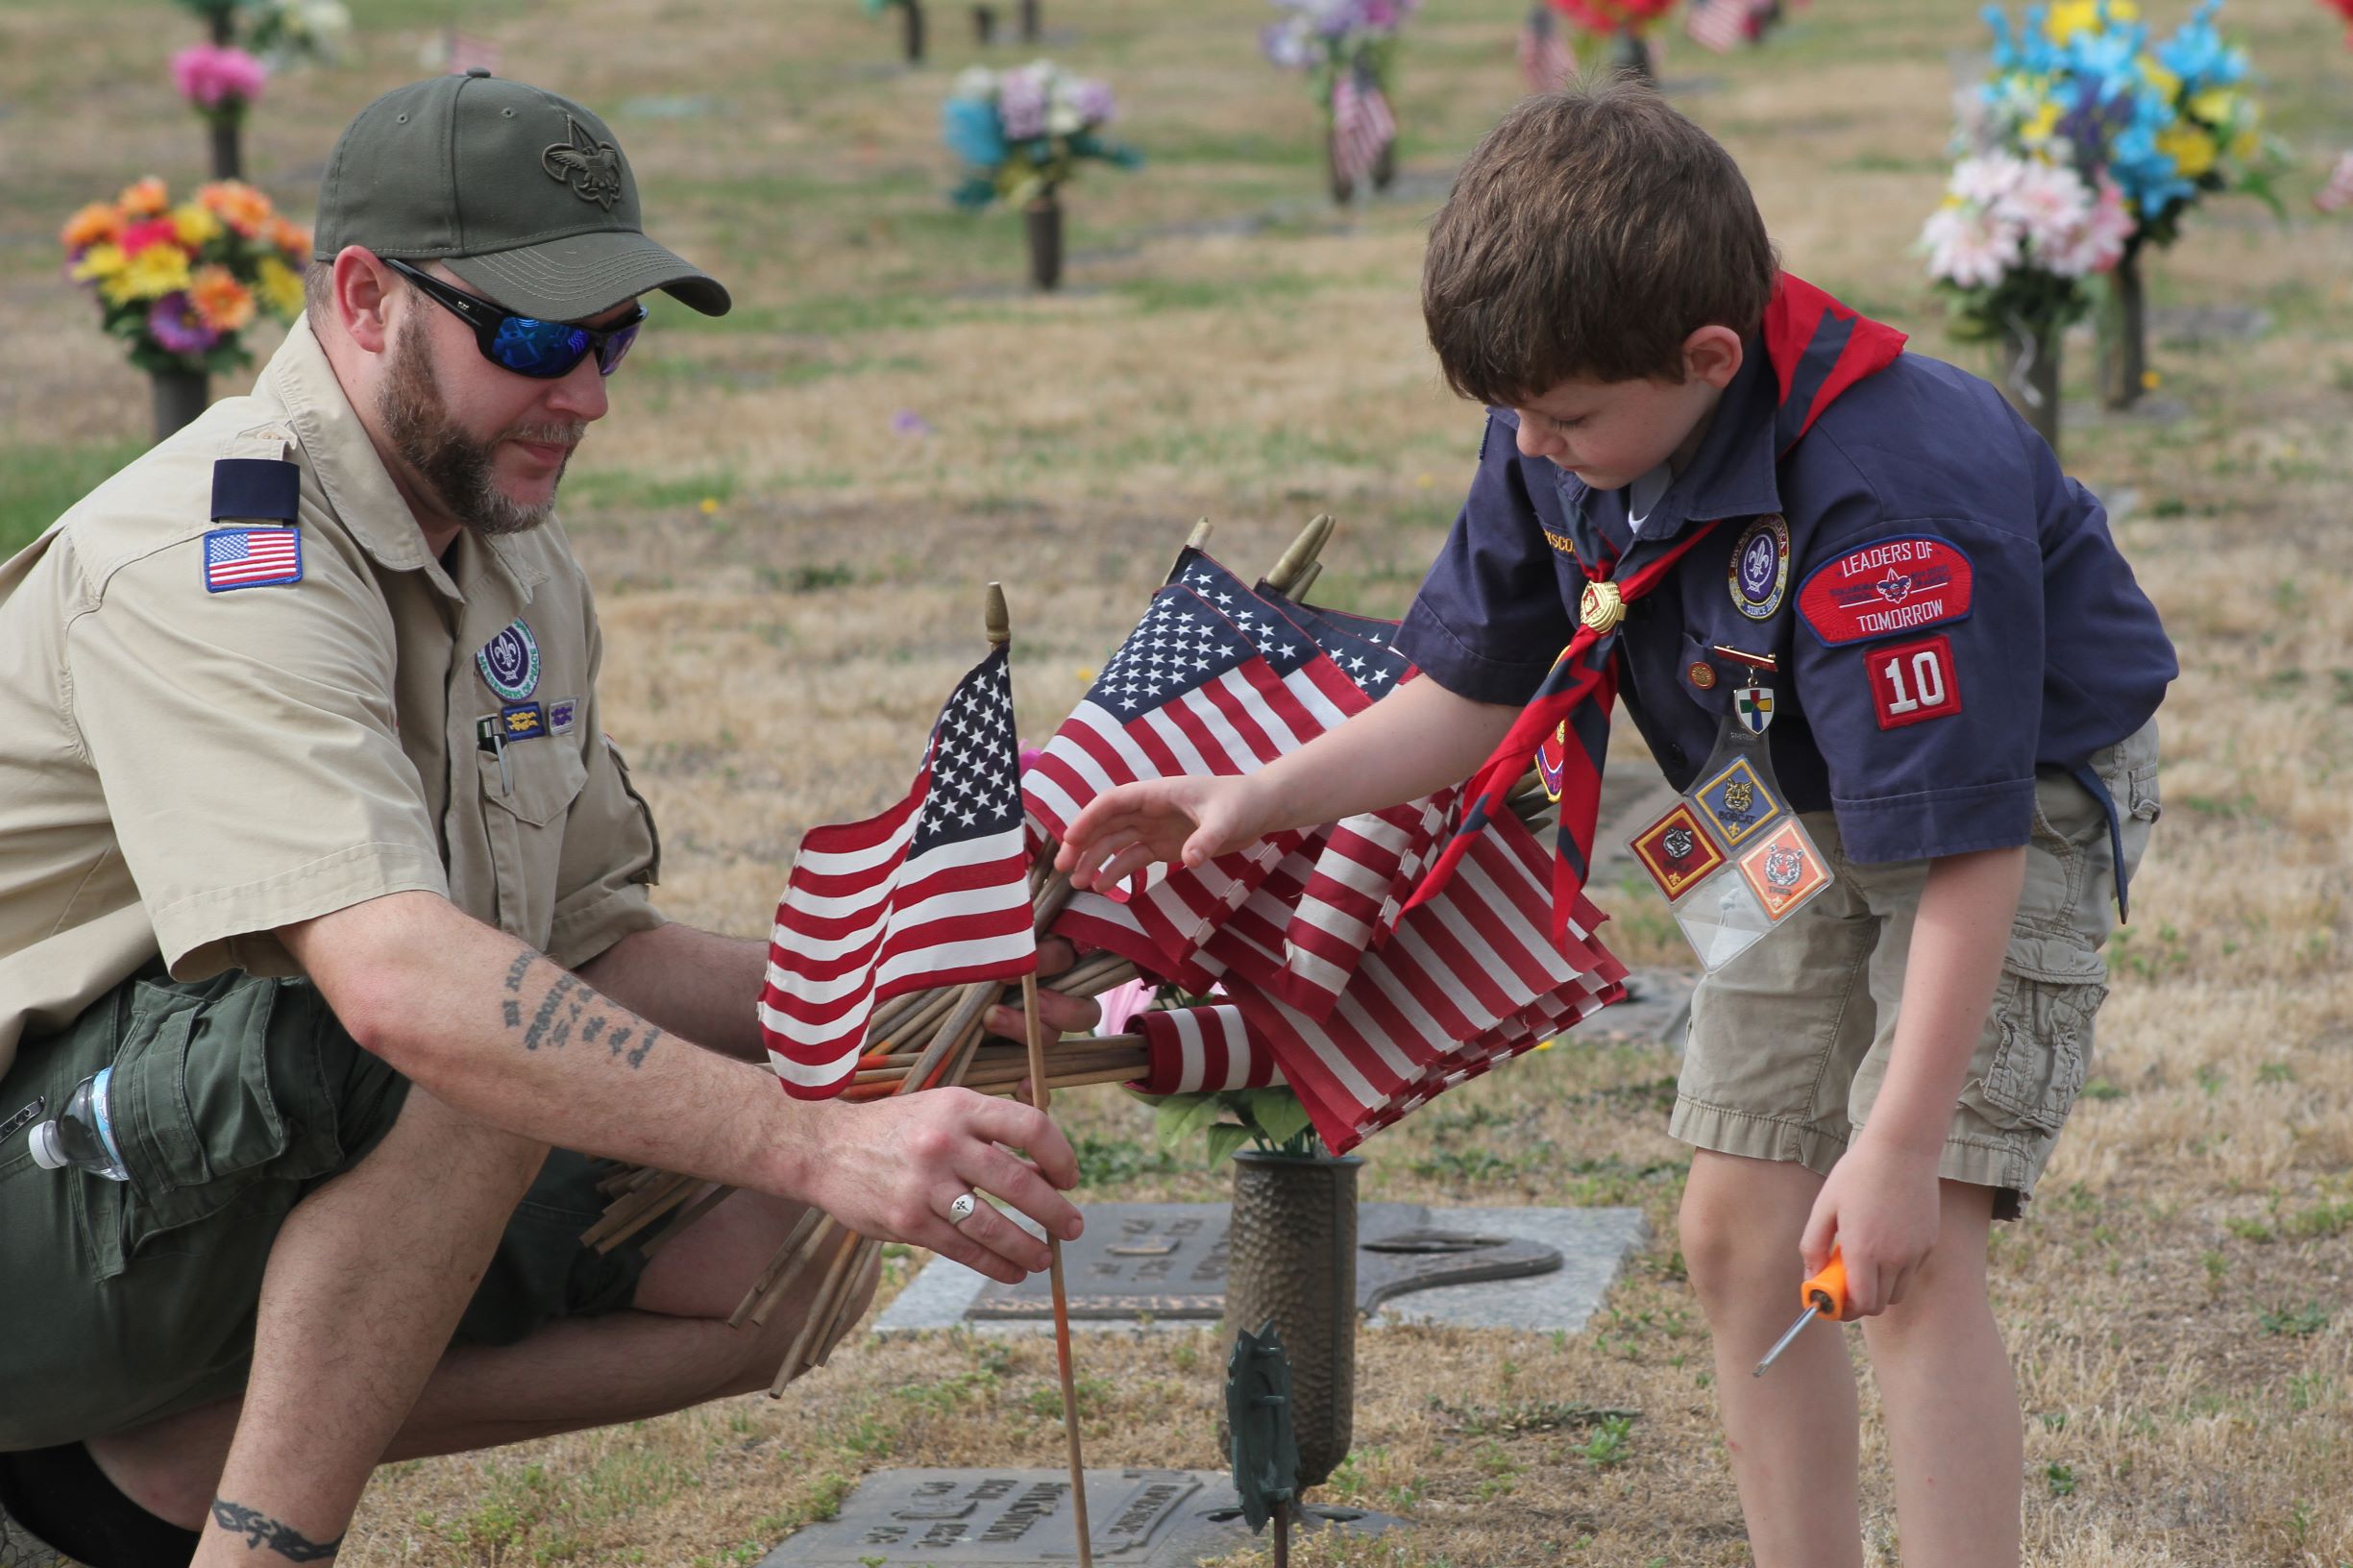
[
  {"xmin": 87, "ymin": 1187, "xmax": 871, "ymax": 1529},
  {"xmin": 1856, "ymin": 1179, "xmax": 2018, "ymax": 1568},
  {"xmin": 1679, "ymin": 1149, "xmax": 1865, "ymax": 1568}
]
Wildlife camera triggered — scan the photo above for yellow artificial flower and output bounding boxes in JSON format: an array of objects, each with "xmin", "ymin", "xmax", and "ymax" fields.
[
  {"xmin": 2158, "ymin": 122, "xmax": 2218, "ymax": 180},
  {"xmin": 255, "ymin": 256, "xmax": 306, "ymax": 319},
  {"xmin": 61, "ymin": 203, "xmax": 122, "ymax": 252},
  {"xmin": 189, "ymin": 264, "xmax": 257, "ymax": 332},
  {"xmin": 2229, "ymin": 123, "xmax": 2262, "ymax": 161},
  {"xmin": 2189, "ymin": 87, "xmax": 2238, "ymax": 128},
  {"xmin": 2021, "ymin": 100, "xmax": 2062, "ymax": 145},
  {"xmin": 71, "ymin": 242, "xmax": 128, "ymax": 284},
  {"xmin": 106, "ymin": 243, "xmax": 192, "ymax": 306},
  {"xmin": 2139, "ymin": 60, "xmax": 2180, "ymax": 103},
  {"xmin": 2046, "ymin": 0, "xmax": 2099, "ymax": 44},
  {"xmin": 117, "ymin": 177, "xmax": 169, "ymax": 217},
  {"xmin": 171, "ymin": 203, "xmax": 225, "ymax": 250}
]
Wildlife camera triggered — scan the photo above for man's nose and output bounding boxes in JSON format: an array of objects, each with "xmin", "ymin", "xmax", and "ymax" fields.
[{"xmin": 544, "ymin": 354, "xmax": 610, "ymax": 423}]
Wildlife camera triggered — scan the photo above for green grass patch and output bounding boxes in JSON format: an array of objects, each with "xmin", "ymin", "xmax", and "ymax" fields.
[{"xmin": 0, "ymin": 439, "xmax": 147, "ymax": 557}]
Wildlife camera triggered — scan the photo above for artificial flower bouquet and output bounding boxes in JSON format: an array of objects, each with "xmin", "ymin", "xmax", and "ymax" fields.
[
  {"xmin": 1920, "ymin": 151, "xmax": 2134, "ymax": 344},
  {"xmin": 1260, "ymin": 0, "xmax": 1422, "ymax": 88},
  {"xmin": 61, "ymin": 178, "xmax": 308, "ymax": 378},
  {"xmin": 942, "ymin": 61, "xmax": 1140, "ymax": 208},
  {"xmin": 1548, "ymin": 0, "xmax": 1678, "ymax": 44}
]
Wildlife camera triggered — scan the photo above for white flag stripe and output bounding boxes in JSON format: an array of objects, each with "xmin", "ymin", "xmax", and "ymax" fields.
[
  {"xmin": 779, "ymin": 830, "xmax": 1029, "ymax": 927},
  {"xmin": 767, "ymin": 1049, "xmax": 859, "ymax": 1090},
  {"xmin": 770, "ymin": 860, "xmax": 1031, "ymax": 984},
  {"xmin": 789, "ymin": 805, "xmax": 919, "ymax": 878},
  {"xmin": 758, "ymin": 926, "xmax": 1035, "ymax": 1047}
]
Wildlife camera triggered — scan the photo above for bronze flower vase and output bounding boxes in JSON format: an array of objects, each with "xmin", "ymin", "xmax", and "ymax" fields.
[
  {"xmin": 1325, "ymin": 127, "xmax": 1354, "ymax": 206},
  {"xmin": 1019, "ymin": 0, "xmax": 1040, "ymax": 40},
  {"xmin": 1024, "ymin": 192, "xmax": 1063, "ymax": 292},
  {"xmin": 151, "ymin": 368, "xmax": 211, "ymax": 444},
  {"xmin": 2096, "ymin": 242, "xmax": 2147, "ymax": 411},
  {"xmin": 972, "ymin": 4, "xmax": 995, "ymax": 45},
  {"xmin": 1370, "ymin": 132, "xmax": 1396, "ymax": 193},
  {"xmin": 1219, "ymin": 1149, "xmax": 1361, "ymax": 1488},
  {"xmin": 1996, "ymin": 317, "xmax": 2063, "ymax": 459},
  {"xmin": 1609, "ymin": 27, "xmax": 1654, "ymax": 85},
  {"xmin": 900, "ymin": 0, "xmax": 925, "ymax": 63}
]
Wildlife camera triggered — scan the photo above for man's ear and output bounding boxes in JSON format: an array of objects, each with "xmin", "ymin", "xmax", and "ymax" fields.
[
  {"xmin": 331, "ymin": 247, "xmax": 395, "ymax": 355},
  {"xmin": 1683, "ymin": 325, "xmax": 1744, "ymax": 391}
]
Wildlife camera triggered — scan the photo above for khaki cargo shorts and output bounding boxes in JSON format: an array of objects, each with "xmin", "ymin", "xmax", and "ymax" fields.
[
  {"xmin": 1669, "ymin": 720, "xmax": 2160, "ymax": 1217},
  {"xmin": 0, "ymin": 968, "xmax": 674, "ymax": 1451}
]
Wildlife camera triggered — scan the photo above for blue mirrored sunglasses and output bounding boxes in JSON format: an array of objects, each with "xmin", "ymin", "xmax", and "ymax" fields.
[{"xmin": 384, "ymin": 257, "xmax": 644, "ymax": 380}]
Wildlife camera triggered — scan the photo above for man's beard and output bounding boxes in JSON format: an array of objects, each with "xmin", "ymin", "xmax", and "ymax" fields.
[{"xmin": 378, "ymin": 310, "xmax": 584, "ymax": 538}]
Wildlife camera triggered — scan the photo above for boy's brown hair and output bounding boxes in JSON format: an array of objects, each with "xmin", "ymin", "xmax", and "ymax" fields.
[{"xmin": 1423, "ymin": 78, "xmax": 1778, "ymax": 403}]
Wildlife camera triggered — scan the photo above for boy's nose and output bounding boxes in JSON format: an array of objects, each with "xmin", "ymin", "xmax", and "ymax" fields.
[{"xmin": 1514, "ymin": 419, "xmax": 1556, "ymax": 460}]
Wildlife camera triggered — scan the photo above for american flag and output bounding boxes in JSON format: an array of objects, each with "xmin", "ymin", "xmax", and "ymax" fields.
[
  {"xmin": 1684, "ymin": 0, "xmax": 1759, "ymax": 53},
  {"xmin": 1330, "ymin": 67, "xmax": 1396, "ymax": 192},
  {"xmin": 1517, "ymin": 5, "xmax": 1577, "ymax": 93},
  {"xmin": 1218, "ymin": 804, "xmax": 1625, "ymax": 1154},
  {"xmin": 444, "ymin": 29, "xmax": 502, "ymax": 75},
  {"xmin": 760, "ymin": 646, "xmax": 1036, "ymax": 1098},
  {"xmin": 2317, "ymin": 151, "xmax": 2353, "ymax": 215},
  {"xmin": 1026, "ymin": 579, "xmax": 1354, "ymax": 974},
  {"xmin": 202, "ymin": 527, "xmax": 302, "ymax": 592},
  {"xmin": 1128, "ymin": 1005, "xmax": 1284, "ymax": 1095}
]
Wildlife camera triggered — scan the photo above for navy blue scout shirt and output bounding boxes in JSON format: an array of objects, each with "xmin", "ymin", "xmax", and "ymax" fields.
[{"xmin": 1395, "ymin": 340, "xmax": 2176, "ymax": 865}]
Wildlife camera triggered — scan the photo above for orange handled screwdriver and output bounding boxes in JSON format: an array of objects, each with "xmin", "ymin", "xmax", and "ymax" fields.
[{"xmin": 1752, "ymin": 1248, "xmax": 1851, "ymax": 1378}]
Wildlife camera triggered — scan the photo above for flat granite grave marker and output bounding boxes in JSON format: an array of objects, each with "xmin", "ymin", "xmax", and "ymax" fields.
[
  {"xmin": 873, "ymin": 1204, "xmax": 1648, "ymax": 1336},
  {"xmin": 757, "ymin": 1468, "xmax": 1399, "ymax": 1567}
]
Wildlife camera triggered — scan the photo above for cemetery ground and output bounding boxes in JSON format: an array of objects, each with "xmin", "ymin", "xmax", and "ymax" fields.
[{"xmin": 5, "ymin": 0, "xmax": 2352, "ymax": 1562}]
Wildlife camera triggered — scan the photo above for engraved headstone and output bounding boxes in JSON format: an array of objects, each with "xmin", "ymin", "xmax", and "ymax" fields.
[{"xmin": 756, "ymin": 1468, "xmax": 1399, "ymax": 1567}]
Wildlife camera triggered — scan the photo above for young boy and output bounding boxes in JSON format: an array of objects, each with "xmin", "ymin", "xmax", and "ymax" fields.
[{"xmin": 1057, "ymin": 82, "xmax": 2171, "ymax": 1566}]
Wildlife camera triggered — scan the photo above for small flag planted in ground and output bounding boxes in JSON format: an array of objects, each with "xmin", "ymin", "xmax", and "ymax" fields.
[
  {"xmin": 1518, "ymin": 4, "xmax": 1577, "ymax": 92},
  {"xmin": 2317, "ymin": 150, "xmax": 2353, "ymax": 214},
  {"xmin": 444, "ymin": 29, "xmax": 501, "ymax": 75},
  {"xmin": 760, "ymin": 645, "xmax": 1036, "ymax": 1098},
  {"xmin": 1331, "ymin": 67, "xmax": 1396, "ymax": 190}
]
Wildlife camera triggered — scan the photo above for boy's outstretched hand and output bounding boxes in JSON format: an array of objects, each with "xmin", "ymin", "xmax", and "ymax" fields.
[{"xmin": 1054, "ymin": 774, "xmax": 1269, "ymax": 893}]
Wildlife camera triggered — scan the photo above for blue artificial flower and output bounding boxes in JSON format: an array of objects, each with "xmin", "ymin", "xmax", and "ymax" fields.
[
  {"xmin": 941, "ymin": 96, "xmax": 1008, "ymax": 170},
  {"xmin": 2062, "ymin": 20, "xmax": 2145, "ymax": 103},
  {"xmin": 2155, "ymin": 0, "xmax": 2246, "ymax": 90}
]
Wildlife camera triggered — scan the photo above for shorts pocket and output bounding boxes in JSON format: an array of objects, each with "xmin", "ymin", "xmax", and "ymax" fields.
[
  {"xmin": 1969, "ymin": 946, "xmax": 2107, "ymax": 1134},
  {"xmin": 89, "ymin": 978, "xmax": 356, "ymax": 1277}
]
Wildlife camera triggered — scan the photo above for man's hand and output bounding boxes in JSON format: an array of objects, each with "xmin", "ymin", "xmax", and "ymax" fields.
[
  {"xmin": 1799, "ymin": 1138, "xmax": 1943, "ymax": 1316},
  {"xmin": 1055, "ymin": 774, "xmax": 1270, "ymax": 893},
  {"xmin": 801, "ymin": 1090, "xmax": 1082, "ymax": 1285}
]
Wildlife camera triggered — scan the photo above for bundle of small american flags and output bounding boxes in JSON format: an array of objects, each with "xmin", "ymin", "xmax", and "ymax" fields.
[{"xmin": 755, "ymin": 522, "xmax": 1628, "ymax": 1159}]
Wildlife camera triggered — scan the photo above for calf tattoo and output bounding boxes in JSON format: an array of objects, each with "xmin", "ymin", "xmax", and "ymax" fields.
[
  {"xmin": 499, "ymin": 951, "xmax": 665, "ymax": 1068},
  {"xmin": 211, "ymin": 1499, "xmax": 342, "ymax": 1560}
]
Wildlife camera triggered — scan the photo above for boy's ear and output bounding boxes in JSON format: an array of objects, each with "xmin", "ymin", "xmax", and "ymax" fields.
[{"xmin": 1682, "ymin": 325, "xmax": 1744, "ymax": 390}]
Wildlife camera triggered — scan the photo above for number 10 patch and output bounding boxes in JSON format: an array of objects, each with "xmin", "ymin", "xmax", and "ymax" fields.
[{"xmin": 1866, "ymin": 635, "xmax": 1962, "ymax": 730}]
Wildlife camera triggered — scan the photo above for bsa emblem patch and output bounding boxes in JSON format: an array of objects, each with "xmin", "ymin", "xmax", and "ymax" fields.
[
  {"xmin": 1797, "ymin": 534, "xmax": 1975, "ymax": 647},
  {"xmin": 542, "ymin": 116, "xmax": 625, "ymax": 210},
  {"xmin": 1738, "ymin": 821, "xmax": 1830, "ymax": 919},
  {"xmin": 1728, "ymin": 513, "xmax": 1790, "ymax": 621},
  {"xmin": 477, "ymin": 619, "xmax": 541, "ymax": 702},
  {"xmin": 1694, "ymin": 756, "xmax": 1782, "ymax": 848},
  {"xmin": 1733, "ymin": 685, "xmax": 1775, "ymax": 736},
  {"xmin": 1630, "ymin": 801, "xmax": 1727, "ymax": 900}
]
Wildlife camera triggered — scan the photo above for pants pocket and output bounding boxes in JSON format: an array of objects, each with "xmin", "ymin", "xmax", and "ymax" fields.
[
  {"xmin": 87, "ymin": 977, "xmax": 364, "ymax": 1278},
  {"xmin": 1968, "ymin": 952, "xmax": 2108, "ymax": 1134}
]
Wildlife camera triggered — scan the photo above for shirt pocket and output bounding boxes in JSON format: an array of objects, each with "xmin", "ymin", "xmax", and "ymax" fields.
[{"xmin": 478, "ymin": 739, "xmax": 591, "ymax": 948}]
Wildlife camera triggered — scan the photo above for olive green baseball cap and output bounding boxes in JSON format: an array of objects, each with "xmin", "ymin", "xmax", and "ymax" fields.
[{"xmin": 312, "ymin": 71, "xmax": 729, "ymax": 320}]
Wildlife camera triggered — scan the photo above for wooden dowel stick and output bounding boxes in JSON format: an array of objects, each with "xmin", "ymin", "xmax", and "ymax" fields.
[
  {"xmin": 771, "ymin": 1226, "xmax": 866, "ymax": 1395},
  {"xmin": 636, "ymin": 1185, "xmax": 736, "ymax": 1260},
  {"xmin": 588, "ymin": 1172, "xmax": 705, "ymax": 1253},
  {"xmin": 1023, "ymin": 972, "xmax": 1093, "ymax": 1568},
  {"xmin": 729, "ymin": 1211, "xmax": 827, "ymax": 1329}
]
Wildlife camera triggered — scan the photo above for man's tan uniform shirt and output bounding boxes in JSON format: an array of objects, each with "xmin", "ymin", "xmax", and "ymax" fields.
[{"xmin": 0, "ymin": 318, "xmax": 662, "ymax": 1075}]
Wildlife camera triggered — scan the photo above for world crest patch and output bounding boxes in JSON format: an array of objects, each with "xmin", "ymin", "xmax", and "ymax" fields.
[
  {"xmin": 477, "ymin": 619, "xmax": 542, "ymax": 701},
  {"xmin": 1728, "ymin": 513, "xmax": 1790, "ymax": 621}
]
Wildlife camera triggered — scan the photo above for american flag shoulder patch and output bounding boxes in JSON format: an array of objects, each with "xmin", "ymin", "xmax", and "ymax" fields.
[{"xmin": 202, "ymin": 527, "xmax": 304, "ymax": 593}]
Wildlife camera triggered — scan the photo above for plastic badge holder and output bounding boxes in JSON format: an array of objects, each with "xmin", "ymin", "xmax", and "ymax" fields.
[{"xmin": 1628, "ymin": 750, "xmax": 1833, "ymax": 974}]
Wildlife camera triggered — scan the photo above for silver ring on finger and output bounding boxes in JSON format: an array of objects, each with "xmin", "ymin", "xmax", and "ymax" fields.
[{"xmin": 946, "ymin": 1191, "xmax": 978, "ymax": 1226}]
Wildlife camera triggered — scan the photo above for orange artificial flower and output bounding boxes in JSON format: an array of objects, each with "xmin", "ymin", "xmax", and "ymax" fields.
[
  {"xmin": 61, "ymin": 203, "xmax": 123, "ymax": 252},
  {"xmin": 196, "ymin": 180, "xmax": 274, "ymax": 238},
  {"xmin": 269, "ymin": 216, "xmax": 312, "ymax": 259},
  {"xmin": 189, "ymin": 265, "xmax": 257, "ymax": 333},
  {"xmin": 118, "ymin": 177, "xmax": 169, "ymax": 218}
]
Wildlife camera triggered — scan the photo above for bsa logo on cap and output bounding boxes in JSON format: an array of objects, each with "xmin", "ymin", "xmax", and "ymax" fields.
[
  {"xmin": 477, "ymin": 619, "xmax": 541, "ymax": 701},
  {"xmin": 542, "ymin": 116, "xmax": 625, "ymax": 210}
]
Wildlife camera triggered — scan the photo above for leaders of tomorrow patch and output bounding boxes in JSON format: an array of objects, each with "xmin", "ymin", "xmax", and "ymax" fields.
[
  {"xmin": 477, "ymin": 619, "xmax": 542, "ymax": 702},
  {"xmin": 1728, "ymin": 513, "xmax": 1790, "ymax": 621},
  {"xmin": 1796, "ymin": 534, "xmax": 1975, "ymax": 647}
]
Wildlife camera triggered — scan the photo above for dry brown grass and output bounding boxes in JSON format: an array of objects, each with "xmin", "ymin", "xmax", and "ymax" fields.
[{"xmin": 6, "ymin": 0, "xmax": 2352, "ymax": 1562}]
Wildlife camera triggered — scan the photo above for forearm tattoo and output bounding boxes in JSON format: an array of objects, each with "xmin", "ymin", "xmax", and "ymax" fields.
[
  {"xmin": 210, "ymin": 1499, "xmax": 342, "ymax": 1560},
  {"xmin": 498, "ymin": 949, "xmax": 664, "ymax": 1068}
]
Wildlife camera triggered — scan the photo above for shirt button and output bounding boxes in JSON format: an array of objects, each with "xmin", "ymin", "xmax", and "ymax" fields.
[{"xmin": 1687, "ymin": 661, "xmax": 1717, "ymax": 690}]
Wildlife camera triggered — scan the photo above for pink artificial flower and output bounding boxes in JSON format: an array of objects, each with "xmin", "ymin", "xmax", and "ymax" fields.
[
  {"xmin": 171, "ymin": 43, "xmax": 267, "ymax": 110},
  {"xmin": 1994, "ymin": 160, "xmax": 2092, "ymax": 260},
  {"xmin": 1921, "ymin": 202, "xmax": 2022, "ymax": 290},
  {"xmin": 1094, "ymin": 978, "xmax": 1160, "ymax": 1037},
  {"xmin": 118, "ymin": 216, "xmax": 183, "ymax": 256}
]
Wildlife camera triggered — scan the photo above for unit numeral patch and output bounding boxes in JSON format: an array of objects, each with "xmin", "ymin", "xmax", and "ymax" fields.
[{"xmin": 1866, "ymin": 634, "xmax": 1962, "ymax": 730}]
